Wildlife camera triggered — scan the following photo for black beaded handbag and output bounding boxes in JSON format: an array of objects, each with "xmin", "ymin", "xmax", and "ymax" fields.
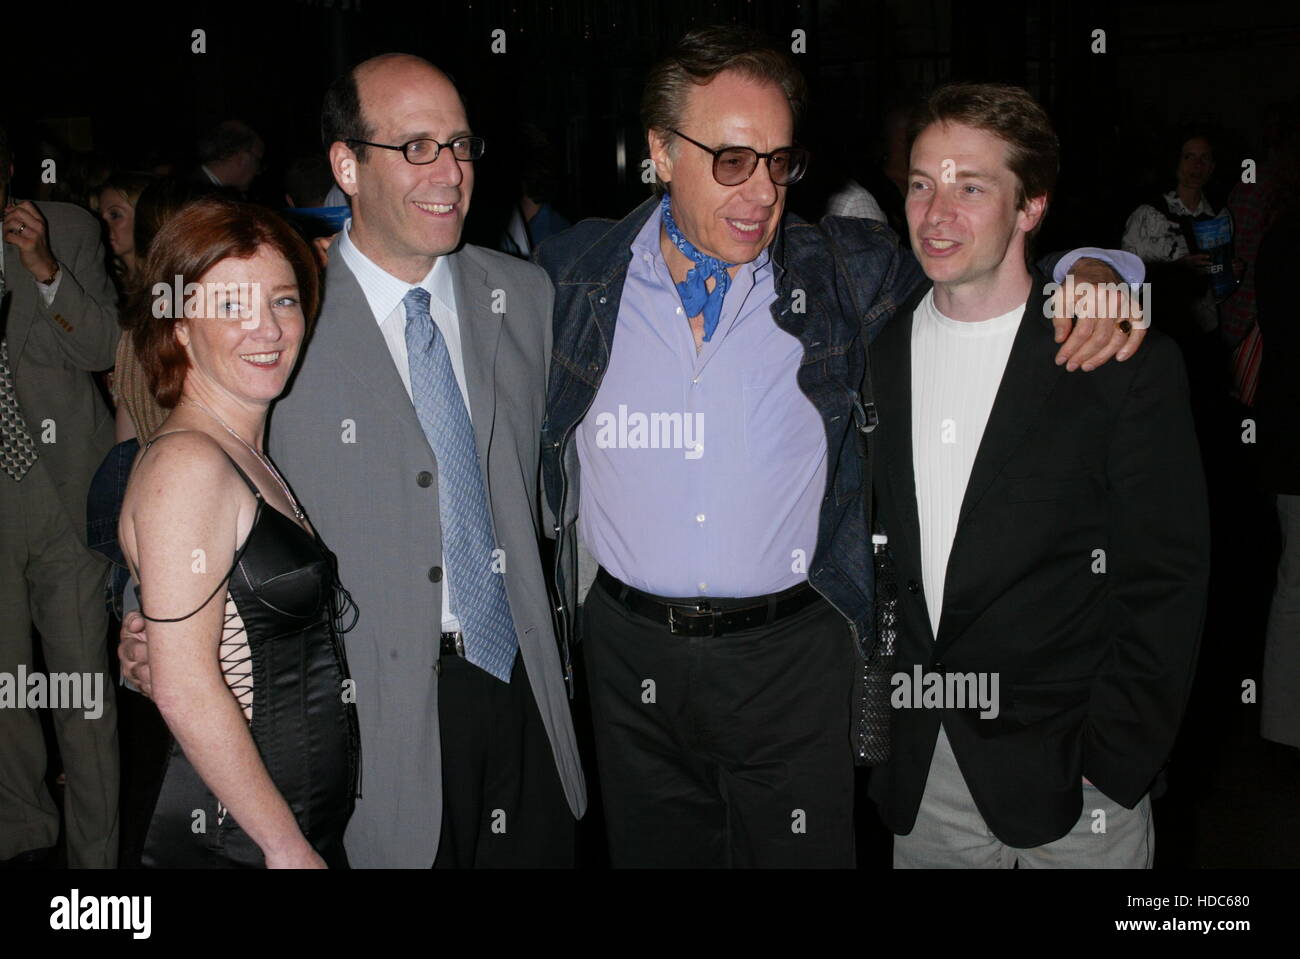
[{"xmin": 853, "ymin": 530, "xmax": 899, "ymax": 766}]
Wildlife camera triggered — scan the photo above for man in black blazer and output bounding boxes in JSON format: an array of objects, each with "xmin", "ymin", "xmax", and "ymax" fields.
[{"xmin": 867, "ymin": 84, "xmax": 1210, "ymax": 867}]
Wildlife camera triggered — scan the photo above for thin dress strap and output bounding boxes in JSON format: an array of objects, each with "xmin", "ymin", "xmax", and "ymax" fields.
[{"xmin": 134, "ymin": 432, "xmax": 264, "ymax": 624}]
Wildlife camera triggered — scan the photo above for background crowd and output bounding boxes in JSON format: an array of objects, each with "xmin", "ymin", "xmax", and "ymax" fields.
[{"xmin": 2, "ymin": 0, "xmax": 1300, "ymax": 868}]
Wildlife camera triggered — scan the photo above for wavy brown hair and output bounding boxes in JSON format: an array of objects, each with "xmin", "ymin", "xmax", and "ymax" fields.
[{"xmin": 908, "ymin": 82, "xmax": 1060, "ymax": 232}]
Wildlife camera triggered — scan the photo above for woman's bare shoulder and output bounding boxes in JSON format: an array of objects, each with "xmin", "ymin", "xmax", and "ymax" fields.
[{"xmin": 123, "ymin": 430, "xmax": 245, "ymax": 533}]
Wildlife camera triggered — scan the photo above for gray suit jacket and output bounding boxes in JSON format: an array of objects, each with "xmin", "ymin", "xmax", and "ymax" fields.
[
  {"xmin": 268, "ymin": 239, "xmax": 586, "ymax": 868},
  {"xmin": 3, "ymin": 200, "xmax": 119, "ymax": 544}
]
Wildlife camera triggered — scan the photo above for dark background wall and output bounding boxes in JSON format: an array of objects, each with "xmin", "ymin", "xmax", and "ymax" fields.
[
  {"xmin": 6, "ymin": 0, "xmax": 1298, "ymax": 249},
  {"xmin": 5, "ymin": 0, "xmax": 1298, "ymax": 870}
]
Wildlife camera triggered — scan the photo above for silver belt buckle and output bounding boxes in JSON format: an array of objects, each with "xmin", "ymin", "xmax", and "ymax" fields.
[{"xmin": 668, "ymin": 600, "xmax": 714, "ymax": 636}]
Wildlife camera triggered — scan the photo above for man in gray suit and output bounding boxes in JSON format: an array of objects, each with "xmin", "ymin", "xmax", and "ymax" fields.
[
  {"xmin": 0, "ymin": 125, "xmax": 120, "ymax": 867},
  {"xmin": 121, "ymin": 55, "xmax": 585, "ymax": 867}
]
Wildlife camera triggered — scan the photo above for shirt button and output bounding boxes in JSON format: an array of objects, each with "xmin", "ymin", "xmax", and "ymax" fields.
[
  {"xmin": 676, "ymin": 307, "xmax": 683, "ymax": 314},
  {"xmin": 429, "ymin": 566, "xmax": 444, "ymax": 583},
  {"xmin": 695, "ymin": 513, "xmax": 706, "ymax": 523},
  {"xmin": 907, "ymin": 580, "xmax": 921, "ymax": 594},
  {"xmin": 417, "ymin": 470, "xmax": 433, "ymax": 488},
  {"xmin": 599, "ymin": 296, "xmax": 607, "ymax": 304}
]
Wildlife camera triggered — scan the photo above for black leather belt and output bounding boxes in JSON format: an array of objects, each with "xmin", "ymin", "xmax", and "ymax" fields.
[
  {"xmin": 595, "ymin": 567, "xmax": 821, "ymax": 637},
  {"xmin": 439, "ymin": 631, "xmax": 465, "ymax": 657}
]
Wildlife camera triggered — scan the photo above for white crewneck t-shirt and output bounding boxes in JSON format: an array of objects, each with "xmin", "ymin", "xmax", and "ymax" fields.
[{"xmin": 910, "ymin": 289, "xmax": 1024, "ymax": 637}]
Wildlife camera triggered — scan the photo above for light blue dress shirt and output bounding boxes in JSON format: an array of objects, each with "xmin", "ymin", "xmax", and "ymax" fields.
[{"xmin": 575, "ymin": 209, "xmax": 827, "ymax": 598}]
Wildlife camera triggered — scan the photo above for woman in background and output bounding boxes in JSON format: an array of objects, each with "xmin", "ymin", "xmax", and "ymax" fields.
[
  {"xmin": 1122, "ymin": 129, "xmax": 1239, "ymax": 428},
  {"xmin": 93, "ymin": 171, "xmax": 153, "ymax": 292},
  {"xmin": 87, "ymin": 178, "xmax": 219, "ymax": 618},
  {"xmin": 113, "ymin": 177, "xmax": 220, "ymax": 442}
]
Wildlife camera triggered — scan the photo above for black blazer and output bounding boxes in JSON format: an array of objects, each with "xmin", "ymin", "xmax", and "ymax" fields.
[{"xmin": 867, "ymin": 271, "xmax": 1211, "ymax": 848}]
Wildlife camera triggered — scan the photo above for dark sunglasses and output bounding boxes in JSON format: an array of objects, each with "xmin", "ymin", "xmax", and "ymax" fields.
[{"xmin": 670, "ymin": 129, "xmax": 810, "ymax": 186}]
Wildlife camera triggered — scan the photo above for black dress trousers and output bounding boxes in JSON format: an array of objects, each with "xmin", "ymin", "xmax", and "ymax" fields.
[
  {"xmin": 580, "ymin": 576, "xmax": 857, "ymax": 868},
  {"xmin": 433, "ymin": 649, "xmax": 575, "ymax": 868}
]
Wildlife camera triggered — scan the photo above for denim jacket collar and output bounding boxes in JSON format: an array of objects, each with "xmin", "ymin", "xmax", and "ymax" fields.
[{"xmin": 560, "ymin": 194, "xmax": 660, "ymax": 287}]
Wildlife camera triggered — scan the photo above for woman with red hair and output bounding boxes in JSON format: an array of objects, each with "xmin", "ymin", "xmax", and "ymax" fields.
[{"xmin": 118, "ymin": 197, "xmax": 358, "ymax": 868}]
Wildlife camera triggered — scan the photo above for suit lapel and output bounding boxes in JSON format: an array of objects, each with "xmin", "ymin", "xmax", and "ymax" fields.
[
  {"xmin": 449, "ymin": 248, "xmax": 502, "ymax": 465},
  {"xmin": 2, "ymin": 258, "xmax": 39, "ymax": 372},
  {"xmin": 935, "ymin": 273, "xmax": 1063, "ymax": 654},
  {"xmin": 952, "ymin": 276, "xmax": 1062, "ymax": 529},
  {"xmin": 313, "ymin": 243, "xmax": 504, "ymax": 469},
  {"xmin": 878, "ymin": 311, "xmax": 927, "ymax": 614},
  {"xmin": 315, "ymin": 250, "xmax": 427, "ymax": 445}
]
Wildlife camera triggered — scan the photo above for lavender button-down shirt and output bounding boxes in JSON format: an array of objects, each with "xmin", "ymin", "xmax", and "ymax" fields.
[{"xmin": 575, "ymin": 208, "xmax": 826, "ymax": 599}]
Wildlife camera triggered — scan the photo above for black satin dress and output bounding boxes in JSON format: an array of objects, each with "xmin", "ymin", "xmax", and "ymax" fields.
[{"xmin": 135, "ymin": 445, "xmax": 360, "ymax": 868}]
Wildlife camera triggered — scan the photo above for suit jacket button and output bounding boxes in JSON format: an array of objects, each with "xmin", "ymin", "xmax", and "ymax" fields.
[
  {"xmin": 417, "ymin": 470, "xmax": 433, "ymax": 488},
  {"xmin": 907, "ymin": 580, "xmax": 921, "ymax": 594},
  {"xmin": 429, "ymin": 566, "xmax": 443, "ymax": 582}
]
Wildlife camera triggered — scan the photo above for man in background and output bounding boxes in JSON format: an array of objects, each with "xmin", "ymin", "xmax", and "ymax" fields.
[
  {"xmin": 0, "ymin": 122, "xmax": 121, "ymax": 868},
  {"xmin": 195, "ymin": 120, "xmax": 264, "ymax": 197}
]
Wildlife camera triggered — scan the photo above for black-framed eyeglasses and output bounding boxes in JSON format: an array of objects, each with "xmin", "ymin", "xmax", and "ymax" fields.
[
  {"xmin": 345, "ymin": 136, "xmax": 486, "ymax": 165},
  {"xmin": 670, "ymin": 129, "xmax": 810, "ymax": 186}
]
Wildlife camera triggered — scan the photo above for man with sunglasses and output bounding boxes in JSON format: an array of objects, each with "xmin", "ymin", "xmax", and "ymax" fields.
[
  {"xmin": 120, "ymin": 53, "xmax": 585, "ymax": 868},
  {"xmin": 535, "ymin": 26, "xmax": 1146, "ymax": 867}
]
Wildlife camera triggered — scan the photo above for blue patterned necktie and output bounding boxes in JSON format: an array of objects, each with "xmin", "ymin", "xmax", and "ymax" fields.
[{"xmin": 403, "ymin": 287, "xmax": 518, "ymax": 683}]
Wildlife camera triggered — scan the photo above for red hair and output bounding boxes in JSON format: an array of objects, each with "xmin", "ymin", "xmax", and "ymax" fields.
[{"xmin": 130, "ymin": 197, "xmax": 321, "ymax": 408}]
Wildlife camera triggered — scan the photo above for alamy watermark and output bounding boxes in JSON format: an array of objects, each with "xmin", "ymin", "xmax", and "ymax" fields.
[
  {"xmin": 1043, "ymin": 276, "xmax": 1152, "ymax": 329},
  {"xmin": 891, "ymin": 665, "xmax": 1001, "ymax": 719},
  {"xmin": 592, "ymin": 404, "xmax": 704, "ymax": 459},
  {"xmin": 0, "ymin": 666, "xmax": 105, "ymax": 719},
  {"xmin": 151, "ymin": 275, "xmax": 263, "ymax": 328},
  {"xmin": 50, "ymin": 890, "xmax": 150, "ymax": 939}
]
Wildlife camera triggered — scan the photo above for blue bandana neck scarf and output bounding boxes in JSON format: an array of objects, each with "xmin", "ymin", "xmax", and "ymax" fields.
[{"xmin": 660, "ymin": 193, "xmax": 735, "ymax": 343}]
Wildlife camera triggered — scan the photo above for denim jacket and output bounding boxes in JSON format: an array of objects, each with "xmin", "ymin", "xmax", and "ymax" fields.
[{"xmin": 534, "ymin": 195, "xmax": 926, "ymax": 667}]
